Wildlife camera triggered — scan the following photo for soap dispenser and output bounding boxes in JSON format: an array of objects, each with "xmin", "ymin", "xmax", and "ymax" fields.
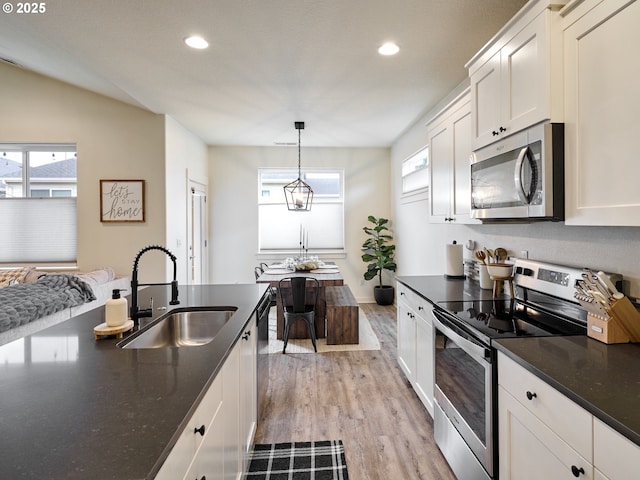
[{"xmin": 105, "ymin": 289, "xmax": 128, "ymax": 327}]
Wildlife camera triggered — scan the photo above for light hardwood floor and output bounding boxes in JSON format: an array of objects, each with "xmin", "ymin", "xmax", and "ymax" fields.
[{"xmin": 255, "ymin": 303, "xmax": 456, "ymax": 480}]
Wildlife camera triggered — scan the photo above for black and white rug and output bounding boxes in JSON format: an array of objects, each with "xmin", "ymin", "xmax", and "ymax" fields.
[{"xmin": 246, "ymin": 440, "xmax": 349, "ymax": 479}]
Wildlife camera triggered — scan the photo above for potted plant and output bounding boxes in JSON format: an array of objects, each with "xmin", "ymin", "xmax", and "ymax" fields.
[{"xmin": 361, "ymin": 215, "xmax": 397, "ymax": 305}]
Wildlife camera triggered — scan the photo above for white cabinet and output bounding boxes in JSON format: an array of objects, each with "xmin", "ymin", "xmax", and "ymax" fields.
[
  {"xmin": 499, "ymin": 351, "xmax": 640, "ymax": 480},
  {"xmin": 155, "ymin": 373, "xmax": 225, "ymax": 480},
  {"xmin": 594, "ymin": 417, "xmax": 640, "ymax": 480},
  {"xmin": 428, "ymin": 90, "xmax": 478, "ymax": 224},
  {"xmin": 498, "ymin": 386, "xmax": 593, "ymax": 480},
  {"xmin": 155, "ymin": 321, "xmax": 257, "ymax": 480},
  {"xmin": 498, "ymin": 352, "xmax": 592, "ymax": 480},
  {"xmin": 239, "ymin": 322, "xmax": 257, "ymax": 472},
  {"xmin": 467, "ymin": 1, "xmax": 564, "ymax": 149},
  {"xmin": 562, "ymin": 0, "xmax": 640, "ymax": 225},
  {"xmin": 397, "ymin": 282, "xmax": 434, "ymax": 416}
]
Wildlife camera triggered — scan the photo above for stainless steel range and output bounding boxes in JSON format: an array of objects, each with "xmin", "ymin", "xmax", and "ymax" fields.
[{"xmin": 431, "ymin": 258, "xmax": 621, "ymax": 480}]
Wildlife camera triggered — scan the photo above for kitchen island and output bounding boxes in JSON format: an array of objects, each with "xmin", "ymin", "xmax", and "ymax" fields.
[{"xmin": 0, "ymin": 283, "xmax": 268, "ymax": 480}]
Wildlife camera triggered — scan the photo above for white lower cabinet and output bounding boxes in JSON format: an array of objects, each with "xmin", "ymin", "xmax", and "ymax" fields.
[
  {"xmin": 397, "ymin": 282, "xmax": 434, "ymax": 417},
  {"xmin": 239, "ymin": 323, "xmax": 257, "ymax": 472},
  {"xmin": 498, "ymin": 352, "xmax": 593, "ymax": 480},
  {"xmin": 155, "ymin": 323, "xmax": 257, "ymax": 480},
  {"xmin": 594, "ymin": 417, "xmax": 640, "ymax": 480}
]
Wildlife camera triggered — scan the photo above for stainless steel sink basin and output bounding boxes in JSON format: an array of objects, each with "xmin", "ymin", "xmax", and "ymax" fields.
[{"xmin": 118, "ymin": 307, "xmax": 237, "ymax": 349}]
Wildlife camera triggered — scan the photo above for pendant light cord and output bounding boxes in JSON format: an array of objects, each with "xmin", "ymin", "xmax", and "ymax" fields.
[{"xmin": 297, "ymin": 127, "xmax": 302, "ymax": 179}]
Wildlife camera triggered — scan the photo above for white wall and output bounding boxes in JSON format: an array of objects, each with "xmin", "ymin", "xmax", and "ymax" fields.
[
  {"xmin": 164, "ymin": 116, "xmax": 209, "ymax": 285},
  {"xmin": 0, "ymin": 62, "xmax": 168, "ymax": 282},
  {"xmin": 208, "ymin": 145, "xmax": 391, "ymax": 302},
  {"xmin": 392, "ymin": 82, "xmax": 640, "ymax": 298}
]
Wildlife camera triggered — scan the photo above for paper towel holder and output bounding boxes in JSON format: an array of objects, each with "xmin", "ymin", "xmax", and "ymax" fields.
[{"xmin": 444, "ymin": 240, "xmax": 466, "ymax": 279}]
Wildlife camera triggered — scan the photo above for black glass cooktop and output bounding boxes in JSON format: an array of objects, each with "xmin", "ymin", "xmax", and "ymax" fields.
[{"xmin": 435, "ymin": 297, "xmax": 586, "ymax": 344}]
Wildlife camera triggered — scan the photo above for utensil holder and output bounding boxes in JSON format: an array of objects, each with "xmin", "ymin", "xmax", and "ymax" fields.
[{"xmin": 587, "ymin": 296, "xmax": 640, "ymax": 344}]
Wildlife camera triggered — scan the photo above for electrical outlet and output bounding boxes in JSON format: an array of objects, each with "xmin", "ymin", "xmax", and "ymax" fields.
[{"xmin": 520, "ymin": 250, "xmax": 528, "ymax": 259}]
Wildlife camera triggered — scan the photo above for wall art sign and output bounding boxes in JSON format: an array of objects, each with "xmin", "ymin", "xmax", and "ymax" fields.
[{"xmin": 100, "ymin": 179, "xmax": 145, "ymax": 222}]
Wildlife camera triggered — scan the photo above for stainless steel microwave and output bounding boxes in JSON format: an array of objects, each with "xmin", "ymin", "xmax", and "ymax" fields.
[{"xmin": 470, "ymin": 122, "xmax": 564, "ymax": 221}]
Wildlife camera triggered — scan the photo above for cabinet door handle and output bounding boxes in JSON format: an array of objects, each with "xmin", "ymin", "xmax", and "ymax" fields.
[
  {"xmin": 492, "ymin": 130, "xmax": 499, "ymax": 136},
  {"xmin": 526, "ymin": 391, "xmax": 537, "ymax": 401},
  {"xmin": 194, "ymin": 424, "xmax": 206, "ymax": 436},
  {"xmin": 499, "ymin": 126, "xmax": 507, "ymax": 132},
  {"xmin": 571, "ymin": 465, "xmax": 585, "ymax": 477},
  {"xmin": 242, "ymin": 332, "xmax": 250, "ymax": 340}
]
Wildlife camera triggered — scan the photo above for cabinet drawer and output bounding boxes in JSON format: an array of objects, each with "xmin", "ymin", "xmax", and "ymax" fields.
[
  {"xmin": 594, "ymin": 418, "xmax": 640, "ymax": 479},
  {"xmin": 155, "ymin": 374, "xmax": 224, "ymax": 479},
  {"xmin": 498, "ymin": 352, "xmax": 592, "ymax": 461},
  {"xmin": 397, "ymin": 283, "xmax": 430, "ymax": 316}
]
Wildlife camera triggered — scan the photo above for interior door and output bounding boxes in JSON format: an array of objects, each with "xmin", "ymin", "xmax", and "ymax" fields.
[{"xmin": 188, "ymin": 182, "xmax": 208, "ymax": 285}]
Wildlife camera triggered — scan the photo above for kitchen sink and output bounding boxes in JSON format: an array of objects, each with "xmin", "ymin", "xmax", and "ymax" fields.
[{"xmin": 118, "ymin": 307, "xmax": 237, "ymax": 349}]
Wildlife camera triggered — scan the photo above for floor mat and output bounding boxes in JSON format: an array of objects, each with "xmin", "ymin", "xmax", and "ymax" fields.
[{"xmin": 246, "ymin": 440, "xmax": 349, "ymax": 479}]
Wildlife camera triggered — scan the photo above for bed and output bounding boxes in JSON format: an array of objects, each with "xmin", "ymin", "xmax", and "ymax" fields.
[{"xmin": 0, "ymin": 267, "xmax": 130, "ymax": 346}]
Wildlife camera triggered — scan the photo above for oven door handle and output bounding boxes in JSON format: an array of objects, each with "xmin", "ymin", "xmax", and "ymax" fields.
[{"xmin": 432, "ymin": 310, "xmax": 492, "ymax": 364}]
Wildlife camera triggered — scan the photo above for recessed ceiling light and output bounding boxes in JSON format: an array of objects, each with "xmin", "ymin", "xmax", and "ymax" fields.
[
  {"xmin": 378, "ymin": 42, "xmax": 400, "ymax": 56},
  {"xmin": 184, "ymin": 35, "xmax": 209, "ymax": 49}
]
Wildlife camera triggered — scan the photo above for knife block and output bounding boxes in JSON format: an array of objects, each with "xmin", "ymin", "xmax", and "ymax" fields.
[{"xmin": 587, "ymin": 296, "xmax": 640, "ymax": 344}]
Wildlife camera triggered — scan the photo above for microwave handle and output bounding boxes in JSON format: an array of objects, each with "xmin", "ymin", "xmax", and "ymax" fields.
[{"xmin": 514, "ymin": 147, "xmax": 532, "ymax": 204}]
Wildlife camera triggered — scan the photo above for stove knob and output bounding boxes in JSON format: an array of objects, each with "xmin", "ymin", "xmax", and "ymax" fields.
[
  {"xmin": 523, "ymin": 268, "xmax": 534, "ymax": 276},
  {"xmin": 515, "ymin": 267, "xmax": 523, "ymax": 275}
]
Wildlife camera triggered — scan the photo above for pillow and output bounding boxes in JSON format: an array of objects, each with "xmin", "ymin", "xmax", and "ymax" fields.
[
  {"xmin": 22, "ymin": 267, "xmax": 44, "ymax": 284},
  {"xmin": 0, "ymin": 267, "xmax": 30, "ymax": 288}
]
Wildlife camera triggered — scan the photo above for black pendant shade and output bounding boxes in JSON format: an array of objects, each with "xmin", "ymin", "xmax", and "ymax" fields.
[{"xmin": 284, "ymin": 121, "xmax": 313, "ymax": 211}]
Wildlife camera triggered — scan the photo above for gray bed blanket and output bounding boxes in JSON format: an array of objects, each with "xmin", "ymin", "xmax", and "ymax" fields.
[{"xmin": 0, "ymin": 274, "xmax": 96, "ymax": 334}]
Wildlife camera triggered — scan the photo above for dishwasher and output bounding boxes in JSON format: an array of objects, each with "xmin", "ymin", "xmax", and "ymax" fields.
[{"xmin": 255, "ymin": 291, "xmax": 272, "ymax": 422}]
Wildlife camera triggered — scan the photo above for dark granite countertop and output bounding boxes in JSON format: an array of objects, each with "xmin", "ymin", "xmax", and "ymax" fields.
[
  {"xmin": 396, "ymin": 274, "xmax": 497, "ymax": 304},
  {"xmin": 494, "ymin": 336, "xmax": 640, "ymax": 447},
  {"xmin": 0, "ymin": 283, "xmax": 268, "ymax": 480}
]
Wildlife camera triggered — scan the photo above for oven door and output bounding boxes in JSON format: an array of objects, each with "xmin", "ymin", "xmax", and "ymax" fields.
[{"xmin": 433, "ymin": 309, "xmax": 495, "ymax": 478}]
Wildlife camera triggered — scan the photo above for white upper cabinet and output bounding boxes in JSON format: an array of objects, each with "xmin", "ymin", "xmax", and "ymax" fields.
[
  {"xmin": 467, "ymin": 0, "xmax": 565, "ymax": 150},
  {"xmin": 562, "ymin": 0, "xmax": 640, "ymax": 225},
  {"xmin": 428, "ymin": 90, "xmax": 479, "ymax": 224}
]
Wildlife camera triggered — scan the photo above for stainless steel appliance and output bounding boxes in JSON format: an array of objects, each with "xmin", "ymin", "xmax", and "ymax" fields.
[
  {"xmin": 256, "ymin": 291, "xmax": 272, "ymax": 421},
  {"xmin": 470, "ymin": 122, "xmax": 564, "ymax": 221},
  {"xmin": 432, "ymin": 259, "xmax": 621, "ymax": 480}
]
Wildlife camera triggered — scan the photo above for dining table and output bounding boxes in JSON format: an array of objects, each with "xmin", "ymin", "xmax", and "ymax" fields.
[{"xmin": 256, "ymin": 265, "xmax": 344, "ymax": 340}]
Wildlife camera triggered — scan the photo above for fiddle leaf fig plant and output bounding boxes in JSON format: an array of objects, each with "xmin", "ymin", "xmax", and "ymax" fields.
[{"xmin": 361, "ymin": 215, "xmax": 397, "ymax": 287}]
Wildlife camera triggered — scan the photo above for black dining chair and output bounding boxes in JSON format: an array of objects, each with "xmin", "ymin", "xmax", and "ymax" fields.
[
  {"xmin": 254, "ymin": 266, "xmax": 263, "ymax": 281},
  {"xmin": 278, "ymin": 276, "xmax": 319, "ymax": 353},
  {"xmin": 255, "ymin": 265, "xmax": 277, "ymax": 307}
]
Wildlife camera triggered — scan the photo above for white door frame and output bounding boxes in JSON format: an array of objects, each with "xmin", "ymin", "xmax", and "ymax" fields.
[{"xmin": 187, "ymin": 175, "xmax": 208, "ymax": 285}]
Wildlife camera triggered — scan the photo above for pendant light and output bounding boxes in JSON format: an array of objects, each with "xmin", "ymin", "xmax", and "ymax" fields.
[{"xmin": 284, "ymin": 121, "xmax": 313, "ymax": 211}]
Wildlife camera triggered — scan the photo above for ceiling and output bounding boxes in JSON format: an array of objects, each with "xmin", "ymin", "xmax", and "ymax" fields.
[{"xmin": 0, "ymin": 0, "xmax": 528, "ymax": 147}]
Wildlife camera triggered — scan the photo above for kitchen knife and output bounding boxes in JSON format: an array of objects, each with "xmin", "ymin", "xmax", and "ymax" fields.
[{"xmin": 596, "ymin": 271, "xmax": 624, "ymax": 300}]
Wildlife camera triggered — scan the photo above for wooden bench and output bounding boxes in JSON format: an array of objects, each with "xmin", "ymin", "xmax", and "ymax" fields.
[{"xmin": 325, "ymin": 285, "xmax": 359, "ymax": 345}]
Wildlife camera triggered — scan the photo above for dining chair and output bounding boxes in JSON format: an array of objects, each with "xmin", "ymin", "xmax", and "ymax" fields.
[
  {"xmin": 255, "ymin": 265, "xmax": 277, "ymax": 307},
  {"xmin": 278, "ymin": 276, "xmax": 319, "ymax": 353}
]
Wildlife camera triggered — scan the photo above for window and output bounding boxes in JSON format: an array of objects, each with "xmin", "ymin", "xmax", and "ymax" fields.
[
  {"xmin": 258, "ymin": 169, "xmax": 344, "ymax": 251},
  {"xmin": 402, "ymin": 146, "xmax": 429, "ymax": 194},
  {"xmin": 0, "ymin": 144, "xmax": 77, "ymax": 264}
]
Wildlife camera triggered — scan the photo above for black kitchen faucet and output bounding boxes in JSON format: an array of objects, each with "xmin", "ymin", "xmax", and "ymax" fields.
[{"xmin": 130, "ymin": 245, "xmax": 180, "ymax": 327}]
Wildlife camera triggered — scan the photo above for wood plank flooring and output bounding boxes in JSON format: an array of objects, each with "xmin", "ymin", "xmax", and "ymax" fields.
[{"xmin": 255, "ymin": 303, "xmax": 456, "ymax": 480}]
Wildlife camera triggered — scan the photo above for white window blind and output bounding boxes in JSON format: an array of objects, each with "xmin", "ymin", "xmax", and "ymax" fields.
[
  {"xmin": 258, "ymin": 168, "xmax": 344, "ymax": 251},
  {"xmin": 0, "ymin": 198, "xmax": 77, "ymax": 262}
]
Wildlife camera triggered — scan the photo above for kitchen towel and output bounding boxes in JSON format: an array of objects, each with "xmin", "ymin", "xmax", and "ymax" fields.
[{"xmin": 445, "ymin": 242, "xmax": 464, "ymax": 277}]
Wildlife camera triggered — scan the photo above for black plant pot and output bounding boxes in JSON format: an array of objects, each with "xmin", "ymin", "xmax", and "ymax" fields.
[{"xmin": 374, "ymin": 285, "xmax": 395, "ymax": 305}]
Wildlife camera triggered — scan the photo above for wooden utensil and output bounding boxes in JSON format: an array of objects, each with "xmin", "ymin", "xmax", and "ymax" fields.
[
  {"xmin": 495, "ymin": 247, "xmax": 508, "ymax": 262},
  {"xmin": 475, "ymin": 250, "xmax": 487, "ymax": 265}
]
